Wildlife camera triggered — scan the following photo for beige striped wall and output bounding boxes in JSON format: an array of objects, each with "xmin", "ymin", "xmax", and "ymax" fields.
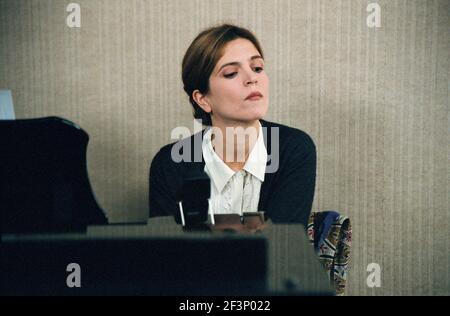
[{"xmin": 0, "ymin": 0, "xmax": 448, "ymax": 295}]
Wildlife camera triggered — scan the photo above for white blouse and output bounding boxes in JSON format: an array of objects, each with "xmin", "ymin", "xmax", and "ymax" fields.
[{"xmin": 202, "ymin": 122, "xmax": 268, "ymax": 216}]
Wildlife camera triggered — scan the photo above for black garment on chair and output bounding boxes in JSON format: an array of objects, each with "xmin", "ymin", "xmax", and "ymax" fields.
[{"xmin": 0, "ymin": 117, "xmax": 108, "ymax": 233}]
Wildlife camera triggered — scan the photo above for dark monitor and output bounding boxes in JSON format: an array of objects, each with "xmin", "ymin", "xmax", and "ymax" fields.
[
  {"xmin": 0, "ymin": 117, "xmax": 108, "ymax": 233},
  {"xmin": 1, "ymin": 235, "xmax": 267, "ymax": 295}
]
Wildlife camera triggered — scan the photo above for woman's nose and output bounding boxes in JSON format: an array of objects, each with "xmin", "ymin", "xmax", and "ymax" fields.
[
  {"xmin": 245, "ymin": 75, "xmax": 258, "ymax": 86},
  {"xmin": 244, "ymin": 68, "xmax": 258, "ymax": 86}
]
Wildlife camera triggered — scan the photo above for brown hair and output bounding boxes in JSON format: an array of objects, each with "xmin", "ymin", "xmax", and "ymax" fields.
[{"xmin": 182, "ymin": 24, "xmax": 264, "ymax": 126}]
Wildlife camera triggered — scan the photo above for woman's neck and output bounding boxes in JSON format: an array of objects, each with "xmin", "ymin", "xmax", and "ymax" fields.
[{"xmin": 210, "ymin": 119, "xmax": 260, "ymax": 172}]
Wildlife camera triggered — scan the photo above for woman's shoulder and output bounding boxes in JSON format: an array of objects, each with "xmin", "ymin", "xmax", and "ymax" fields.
[{"xmin": 153, "ymin": 142, "xmax": 173, "ymax": 161}]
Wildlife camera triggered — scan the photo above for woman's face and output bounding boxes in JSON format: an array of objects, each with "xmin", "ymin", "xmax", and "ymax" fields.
[{"xmin": 196, "ymin": 38, "xmax": 269, "ymax": 126}]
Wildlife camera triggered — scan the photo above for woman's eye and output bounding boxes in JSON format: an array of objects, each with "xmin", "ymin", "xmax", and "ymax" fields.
[
  {"xmin": 224, "ymin": 67, "xmax": 263, "ymax": 78},
  {"xmin": 224, "ymin": 72, "xmax": 237, "ymax": 78}
]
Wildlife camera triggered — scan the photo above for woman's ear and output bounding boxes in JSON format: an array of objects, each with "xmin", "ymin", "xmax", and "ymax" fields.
[{"xmin": 192, "ymin": 90, "xmax": 212, "ymax": 114}]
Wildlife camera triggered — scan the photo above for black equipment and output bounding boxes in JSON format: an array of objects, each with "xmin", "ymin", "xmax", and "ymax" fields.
[{"xmin": 0, "ymin": 117, "xmax": 108, "ymax": 233}]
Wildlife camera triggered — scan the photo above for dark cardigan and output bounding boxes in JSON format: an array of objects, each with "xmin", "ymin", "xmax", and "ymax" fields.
[{"xmin": 149, "ymin": 119, "xmax": 316, "ymax": 227}]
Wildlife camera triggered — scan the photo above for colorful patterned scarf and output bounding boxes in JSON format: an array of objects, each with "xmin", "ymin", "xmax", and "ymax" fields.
[{"xmin": 307, "ymin": 211, "xmax": 352, "ymax": 296}]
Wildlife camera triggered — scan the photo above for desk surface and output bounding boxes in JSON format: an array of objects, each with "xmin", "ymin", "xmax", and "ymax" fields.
[{"xmin": 2, "ymin": 217, "xmax": 334, "ymax": 295}]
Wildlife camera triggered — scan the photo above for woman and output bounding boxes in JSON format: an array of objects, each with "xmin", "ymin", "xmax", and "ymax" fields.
[{"xmin": 149, "ymin": 24, "xmax": 316, "ymax": 227}]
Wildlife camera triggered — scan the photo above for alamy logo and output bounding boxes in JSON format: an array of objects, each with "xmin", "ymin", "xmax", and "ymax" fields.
[
  {"xmin": 169, "ymin": 120, "xmax": 280, "ymax": 173},
  {"xmin": 66, "ymin": 3, "xmax": 81, "ymax": 28},
  {"xmin": 66, "ymin": 263, "xmax": 81, "ymax": 288},
  {"xmin": 366, "ymin": 3, "xmax": 381, "ymax": 28},
  {"xmin": 366, "ymin": 263, "xmax": 381, "ymax": 288}
]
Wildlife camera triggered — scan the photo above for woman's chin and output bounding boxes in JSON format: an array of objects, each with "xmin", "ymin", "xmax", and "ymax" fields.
[
  {"xmin": 240, "ymin": 106, "xmax": 268, "ymax": 120},
  {"xmin": 248, "ymin": 109, "xmax": 268, "ymax": 121},
  {"xmin": 217, "ymin": 109, "xmax": 267, "ymax": 125}
]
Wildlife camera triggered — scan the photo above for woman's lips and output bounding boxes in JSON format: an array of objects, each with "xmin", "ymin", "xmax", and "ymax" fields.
[
  {"xmin": 245, "ymin": 91, "xmax": 263, "ymax": 100},
  {"xmin": 246, "ymin": 95, "xmax": 263, "ymax": 101}
]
